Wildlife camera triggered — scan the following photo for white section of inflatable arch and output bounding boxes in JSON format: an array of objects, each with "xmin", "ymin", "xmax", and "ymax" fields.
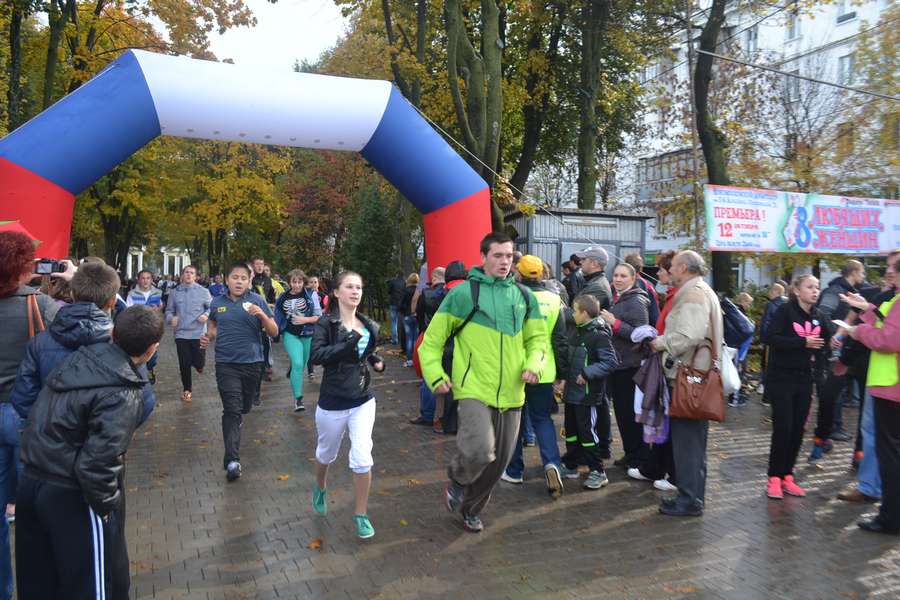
[{"xmin": 133, "ymin": 50, "xmax": 393, "ymax": 151}]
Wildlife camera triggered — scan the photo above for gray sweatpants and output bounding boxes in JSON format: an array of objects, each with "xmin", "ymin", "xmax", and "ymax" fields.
[{"xmin": 449, "ymin": 399, "xmax": 521, "ymax": 517}]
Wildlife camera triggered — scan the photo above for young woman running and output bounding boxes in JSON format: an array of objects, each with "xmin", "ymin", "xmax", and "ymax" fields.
[
  {"xmin": 309, "ymin": 272, "xmax": 384, "ymax": 539},
  {"xmin": 274, "ymin": 269, "xmax": 322, "ymax": 412},
  {"xmin": 763, "ymin": 274, "xmax": 830, "ymax": 499}
]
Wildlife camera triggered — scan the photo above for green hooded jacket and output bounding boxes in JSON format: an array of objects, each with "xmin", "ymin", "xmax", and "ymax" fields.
[{"xmin": 419, "ymin": 267, "xmax": 548, "ymax": 410}]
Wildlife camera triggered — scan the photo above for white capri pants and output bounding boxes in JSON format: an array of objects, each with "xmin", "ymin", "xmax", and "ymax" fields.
[{"xmin": 315, "ymin": 398, "xmax": 376, "ymax": 473}]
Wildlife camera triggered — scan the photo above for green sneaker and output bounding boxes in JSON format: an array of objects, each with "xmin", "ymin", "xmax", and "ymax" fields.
[
  {"xmin": 353, "ymin": 514, "xmax": 375, "ymax": 539},
  {"xmin": 312, "ymin": 485, "xmax": 327, "ymax": 516}
]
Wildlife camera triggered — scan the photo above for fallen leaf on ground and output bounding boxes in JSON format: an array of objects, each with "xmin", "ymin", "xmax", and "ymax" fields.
[
  {"xmin": 399, "ymin": 519, "xmax": 408, "ymax": 526},
  {"xmin": 277, "ymin": 474, "xmax": 290, "ymax": 481},
  {"xmin": 407, "ymin": 479, "xmax": 423, "ymax": 486},
  {"xmin": 307, "ymin": 538, "xmax": 323, "ymax": 550}
]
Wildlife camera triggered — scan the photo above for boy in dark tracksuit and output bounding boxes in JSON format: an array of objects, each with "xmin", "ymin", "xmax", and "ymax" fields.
[
  {"xmin": 558, "ymin": 295, "xmax": 619, "ymax": 490},
  {"xmin": 16, "ymin": 306, "xmax": 163, "ymax": 600}
]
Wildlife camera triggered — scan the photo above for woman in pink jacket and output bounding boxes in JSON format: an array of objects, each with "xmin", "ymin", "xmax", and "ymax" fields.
[{"xmin": 842, "ymin": 248, "xmax": 900, "ymax": 535}]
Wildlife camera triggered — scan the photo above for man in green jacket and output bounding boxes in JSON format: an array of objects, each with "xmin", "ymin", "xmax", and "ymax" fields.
[{"xmin": 419, "ymin": 233, "xmax": 548, "ymax": 533}]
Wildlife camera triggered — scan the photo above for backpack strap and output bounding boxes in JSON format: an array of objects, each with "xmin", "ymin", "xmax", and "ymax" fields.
[{"xmin": 447, "ymin": 280, "xmax": 481, "ymax": 344}]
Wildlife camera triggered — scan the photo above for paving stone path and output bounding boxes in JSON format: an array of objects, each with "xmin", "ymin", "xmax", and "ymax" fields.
[{"xmin": 118, "ymin": 328, "xmax": 898, "ymax": 599}]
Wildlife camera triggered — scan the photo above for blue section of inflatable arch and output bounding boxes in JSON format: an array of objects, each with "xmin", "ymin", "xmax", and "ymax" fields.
[
  {"xmin": 0, "ymin": 51, "xmax": 160, "ymax": 195},
  {"xmin": 360, "ymin": 87, "xmax": 487, "ymax": 215}
]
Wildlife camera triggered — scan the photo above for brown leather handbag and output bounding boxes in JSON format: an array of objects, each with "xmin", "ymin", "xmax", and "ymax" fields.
[{"xmin": 669, "ymin": 307, "xmax": 725, "ymax": 422}]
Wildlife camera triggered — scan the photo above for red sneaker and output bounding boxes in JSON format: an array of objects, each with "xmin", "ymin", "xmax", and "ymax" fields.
[
  {"xmin": 767, "ymin": 476, "xmax": 783, "ymax": 499},
  {"xmin": 782, "ymin": 475, "xmax": 806, "ymax": 497}
]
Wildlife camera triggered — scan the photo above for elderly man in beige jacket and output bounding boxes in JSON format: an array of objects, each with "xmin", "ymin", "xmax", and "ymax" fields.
[{"xmin": 651, "ymin": 251, "xmax": 725, "ymax": 517}]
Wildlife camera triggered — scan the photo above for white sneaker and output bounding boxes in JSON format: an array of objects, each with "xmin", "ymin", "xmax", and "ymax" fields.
[
  {"xmin": 757, "ymin": 383, "xmax": 765, "ymax": 394},
  {"xmin": 627, "ymin": 467, "xmax": 651, "ymax": 482},
  {"xmin": 500, "ymin": 472, "xmax": 524, "ymax": 484},
  {"xmin": 654, "ymin": 479, "xmax": 677, "ymax": 492}
]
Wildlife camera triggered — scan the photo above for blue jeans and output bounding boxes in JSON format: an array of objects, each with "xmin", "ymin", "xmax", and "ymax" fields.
[
  {"xmin": 859, "ymin": 391, "xmax": 882, "ymax": 498},
  {"xmin": 403, "ymin": 316, "xmax": 418, "ymax": 360},
  {"xmin": 389, "ymin": 305, "xmax": 399, "ymax": 345},
  {"xmin": 522, "ymin": 403, "xmax": 536, "ymax": 443},
  {"xmin": 419, "ymin": 383, "xmax": 436, "ymax": 422},
  {"xmin": 505, "ymin": 384, "xmax": 561, "ymax": 478},
  {"xmin": 0, "ymin": 403, "xmax": 24, "ymax": 600}
]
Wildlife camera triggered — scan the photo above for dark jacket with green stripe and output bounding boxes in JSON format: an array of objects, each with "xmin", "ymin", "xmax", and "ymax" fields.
[
  {"xmin": 419, "ymin": 267, "xmax": 548, "ymax": 410},
  {"xmin": 560, "ymin": 318, "xmax": 618, "ymax": 405}
]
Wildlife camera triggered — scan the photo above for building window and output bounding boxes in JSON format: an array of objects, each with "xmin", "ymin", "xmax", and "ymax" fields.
[
  {"xmin": 785, "ymin": 70, "xmax": 801, "ymax": 101},
  {"xmin": 837, "ymin": 0, "xmax": 856, "ymax": 23},
  {"xmin": 786, "ymin": 7, "xmax": 800, "ymax": 40},
  {"xmin": 745, "ymin": 25, "xmax": 758, "ymax": 54},
  {"xmin": 836, "ymin": 122, "xmax": 855, "ymax": 160},
  {"xmin": 838, "ymin": 53, "xmax": 855, "ymax": 84}
]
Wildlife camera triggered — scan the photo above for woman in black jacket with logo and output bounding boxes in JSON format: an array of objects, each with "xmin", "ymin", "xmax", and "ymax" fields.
[
  {"xmin": 762, "ymin": 274, "xmax": 830, "ymax": 500},
  {"xmin": 310, "ymin": 271, "xmax": 384, "ymax": 539},
  {"xmin": 600, "ymin": 262, "xmax": 650, "ymax": 471}
]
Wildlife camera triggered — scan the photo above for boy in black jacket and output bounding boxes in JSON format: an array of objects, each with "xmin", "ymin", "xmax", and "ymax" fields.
[
  {"xmin": 16, "ymin": 306, "xmax": 163, "ymax": 600},
  {"xmin": 557, "ymin": 295, "xmax": 619, "ymax": 490}
]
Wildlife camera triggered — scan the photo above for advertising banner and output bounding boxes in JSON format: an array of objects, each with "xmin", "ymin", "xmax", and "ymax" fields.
[{"xmin": 705, "ymin": 184, "xmax": 900, "ymax": 254}]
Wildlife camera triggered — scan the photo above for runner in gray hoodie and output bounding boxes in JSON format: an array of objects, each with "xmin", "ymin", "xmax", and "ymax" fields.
[{"xmin": 165, "ymin": 265, "xmax": 211, "ymax": 401}]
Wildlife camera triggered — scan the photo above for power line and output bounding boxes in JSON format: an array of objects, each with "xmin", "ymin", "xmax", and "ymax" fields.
[
  {"xmin": 642, "ymin": 2, "xmax": 792, "ymax": 86},
  {"xmin": 697, "ymin": 49, "xmax": 900, "ymax": 101},
  {"xmin": 774, "ymin": 14, "xmax": 900, "ymax": 68}
]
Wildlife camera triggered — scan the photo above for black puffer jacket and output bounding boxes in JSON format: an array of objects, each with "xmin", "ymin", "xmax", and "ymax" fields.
[
  {"xmin": 310, "ymin": 313, "xmax": 383, "ymax": 400},
  {"xmin": 560, "ymin": 319, "xmax": 618, "ymax": 405},
  {"xmin": 578, "ymin": 270, "xmax": 612, "ymax": 311},
  {"xmin": 609, "ymin": 286, "xmax": 650, "ymax": 369},
  {"xmin": 21, "ymin": 343, "xmax": 145, "ymax": 516}
]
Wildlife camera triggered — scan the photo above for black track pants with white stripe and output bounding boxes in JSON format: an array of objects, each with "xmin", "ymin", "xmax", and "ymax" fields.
[{"xmin": 16, "ymin": 473, "xmax": 128, "ymax": 599}]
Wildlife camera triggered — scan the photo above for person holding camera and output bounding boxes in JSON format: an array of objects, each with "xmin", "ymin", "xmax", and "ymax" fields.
[{"xmin": 0, "ymin": 231, "xmax": 61, "ymax": 600}]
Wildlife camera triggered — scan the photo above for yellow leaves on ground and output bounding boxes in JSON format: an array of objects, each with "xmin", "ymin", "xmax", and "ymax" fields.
[
  {"xmin": 276, "ymin": 474, "xmax": 290, "ymax": 481},
  {"xmin": 307, "ymin": 538, "xmax": 323, "ymax": 550}
]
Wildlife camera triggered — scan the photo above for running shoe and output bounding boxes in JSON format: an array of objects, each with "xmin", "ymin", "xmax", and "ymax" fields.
[
  {"xmin": 181, "ymin": 391, "xmax": 192, "ymax": 403},
  {"xmin": 312, "ymin": 485, "xmax": 327, "ymax": 515},
  {"xmin": 808, "ymin": 444, "xmax": 824, "ymax": 463},
  {"xmin": 545, "ymin": 464, "xmax": 563, "ymax": 499},
  {"xmin": 500, "ymin": 472, "xmax": 523, "ymax": 484},
  {"xmin": 583, "ymin": 470, "xmax": 609, "ymax": 490},
  {"xmin": 294, "ymin": 397, "xmax": 305, "ymax": 412},
  {"xmin": 353, "ymin": 514, "xmax": 375, "ymax": 539},
  {"xmin": 766, "ymin": 476, "xmax": 783, "ymax": 499},
  {"xmin": 226, "ymin": 461, "xmax": 242, "ymax": 482},
  {"xmin": 627, "ymin": 467, "xmax": 651, "ymax": 482},
  {"xmin": 559, "ymin": 465, "xmax": 581, "ymax": 479},
  {"xmin": 445, "ymin": 482, "xmax": 464, "ymax": 513},
  {"xmin": 782, "ymin": 475, "xmax": 806, "ymax": 497},
  {"xmin": 654, "ymin": 479, "xmax": 677, "ymax": 492},
  {"xmin": 462, "ymin": 513, "xmax": 483, "ymax": 533}
]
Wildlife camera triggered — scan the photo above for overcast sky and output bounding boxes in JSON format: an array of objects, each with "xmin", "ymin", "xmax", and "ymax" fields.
[{"xmin": 208, "ymin": 0, "xmax": 348, "ymax": 72}]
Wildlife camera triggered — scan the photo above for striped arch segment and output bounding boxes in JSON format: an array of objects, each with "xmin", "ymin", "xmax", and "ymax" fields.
[{"xmin": 0, "ymin": 50, "xmax": 490, "ymax": 269}]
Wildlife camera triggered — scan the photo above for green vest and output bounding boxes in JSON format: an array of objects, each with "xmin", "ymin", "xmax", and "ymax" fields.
[
  {"xmin": 534, "ymin": 289, "xmax": 561, "ymax": 383},
  {"xmin": 867, "ymin": 294, "xmax": 900, "ymax": 388}
]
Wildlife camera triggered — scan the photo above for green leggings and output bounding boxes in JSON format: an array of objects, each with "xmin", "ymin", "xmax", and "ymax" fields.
[{"xmin": 283, "ymin": 332, "xmax": 312, "ymax": 399}]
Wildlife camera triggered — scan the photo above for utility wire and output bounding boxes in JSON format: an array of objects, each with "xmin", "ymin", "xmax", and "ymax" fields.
[
  {"xmin": 642, "ymin": 2, "xmax": 792, "ymax": 86},
  {"xmin": 697, "ymin": 49, "xmax": 900, "ymax": 101}
]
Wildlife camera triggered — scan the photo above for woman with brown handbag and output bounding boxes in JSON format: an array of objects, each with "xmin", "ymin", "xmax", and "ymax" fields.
[{"xmin": 0, "ymin": 231, "xmax": 61, "ymax": 600}]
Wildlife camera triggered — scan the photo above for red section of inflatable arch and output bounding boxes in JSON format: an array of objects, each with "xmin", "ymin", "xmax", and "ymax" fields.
[
  {"xmin": 0, "ymin": 157, "xmax": 74, "ymax": 258},
  {"xmin": 422, "ymin": 187, "xmax": 492, "ymax": 278}
]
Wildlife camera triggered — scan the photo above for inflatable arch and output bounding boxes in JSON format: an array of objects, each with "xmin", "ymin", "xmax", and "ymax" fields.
[{"xmin": 0, "ymin": 49, "xmax": 491, "ymax": 270}]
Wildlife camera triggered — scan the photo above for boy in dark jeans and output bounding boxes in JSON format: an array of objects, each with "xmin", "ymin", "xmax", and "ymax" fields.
[
  {"xmin": 202, "ymin": 262, "xmax": 278, "ymax": 482},
  {"xmin": 16, "ymin": 306, "xmax": 163, "ymax": 600},
  {"xmin": 558, "ymin": 295, "xmax": 619, "ymax": 490}
]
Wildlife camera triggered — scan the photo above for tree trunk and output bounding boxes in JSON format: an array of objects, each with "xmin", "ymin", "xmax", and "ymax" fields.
[
  {"xmin": 576, "ymin": 0, "xmax": 611, "ymax": 209},
  {"xmin": 509, "ymin": 3, "xmax": 566, "ymax": 197},
  {"xmin": 445, "ymin": 0, "xmax": 505, "ymax": 231},
  {"xmin": 7, "ymin": 1, "xmax": 27, "ymax": 128},
  {"xmin": 693, "ymin": 0, "xmax": 732, "ymax": 292},
  {"xmin": 43, "ymin": 0, "xmax": 75, "ymax": 109}
]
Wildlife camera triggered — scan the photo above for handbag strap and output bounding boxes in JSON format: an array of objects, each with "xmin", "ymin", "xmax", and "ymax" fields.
[
  {"xmin": 27, "ymin": 294, "xmax": 46, "ymax": 339},
  {"xmin": 682, "ymin": 285, "xmax": 720, "ymax": 369}
]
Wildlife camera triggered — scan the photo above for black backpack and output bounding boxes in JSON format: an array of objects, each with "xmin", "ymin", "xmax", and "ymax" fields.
[
  {"xmin": 721, "ymin": 297, "xmax": 754, "ymax": 348},
  {"xmin": 441, "ymin": 279, "xmax": 533, "ymax": 375}
]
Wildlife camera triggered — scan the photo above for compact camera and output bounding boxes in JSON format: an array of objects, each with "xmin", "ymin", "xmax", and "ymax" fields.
[{"xmin": 34, "ymin": 259, "xmax": 66, "ymax": 275}]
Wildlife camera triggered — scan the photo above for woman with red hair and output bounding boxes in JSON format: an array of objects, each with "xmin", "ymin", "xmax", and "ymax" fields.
[{"xmin": 0, "ymin": 231, "xmax": 59, "ymax": 600}]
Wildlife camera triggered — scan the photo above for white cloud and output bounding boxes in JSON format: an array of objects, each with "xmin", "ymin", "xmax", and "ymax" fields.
[{"xmin": 208, "ymin": 0, "xmax": 348, "ymax": 72}]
